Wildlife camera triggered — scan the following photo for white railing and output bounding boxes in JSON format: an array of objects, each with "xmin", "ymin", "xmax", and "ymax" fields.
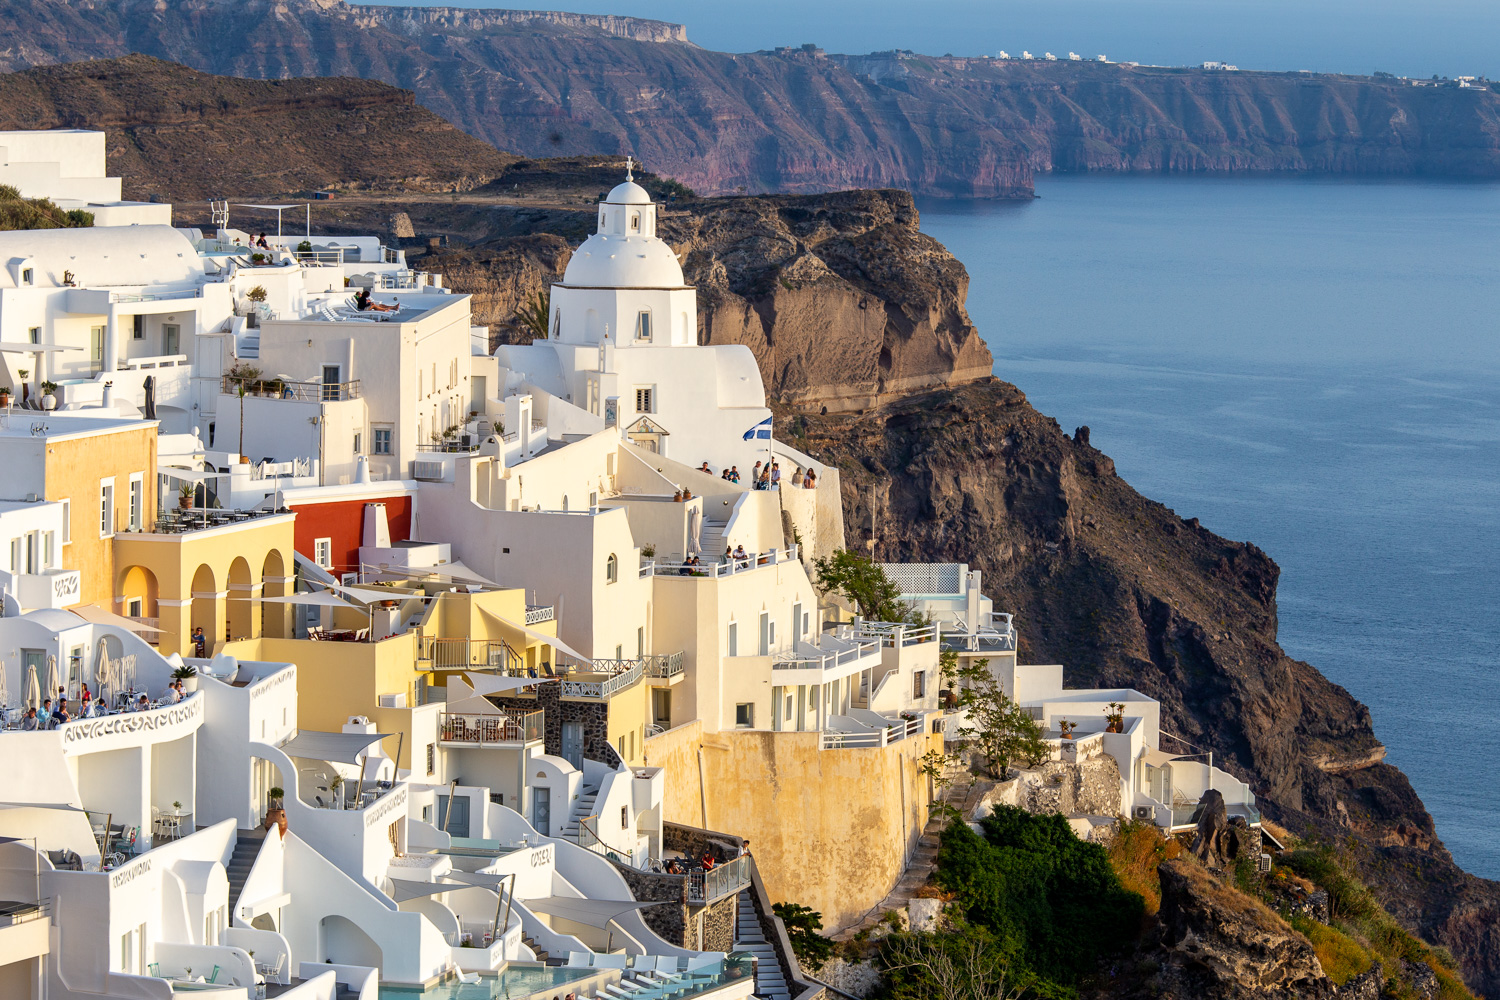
[
  {"xmin": 843, "ymin": 621, "xmax": 938, "ymax": 647},
  {"xmin": 561, "ymin": 660, "xmax": 645, "ymax": 700},
  {"xmin": 820, "ymin": 715, "xmax": 924, "ymax": 749},
  {"xmin": 111, "ymin": 288, "xmax": 204, "ymax": 303},
  {"xmin": 940, "ymin": 614, "xmax": 1017, "ymax": 653},
  {"xmin": 122, "ymin": 353, "xmax": 189, "ymax": 370},
  {"xmin": 647, "ymin": 546, "xmax": 799, "ymax": 579},
  {"xmin": 524, "ymin": 605, "xmax": 555, "ymax": 625},
  {"xmin": 773, "ymin": 638, "xmax": 879, "ymax": 673}
]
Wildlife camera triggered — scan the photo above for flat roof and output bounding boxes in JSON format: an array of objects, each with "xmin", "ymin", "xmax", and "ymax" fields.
[{"xmin": 0, "ymin": 411, "xmax": 157, "ymax": 442}]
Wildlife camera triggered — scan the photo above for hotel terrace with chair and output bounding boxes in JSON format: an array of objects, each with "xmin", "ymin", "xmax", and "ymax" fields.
[{"xmin": 0, "ymin": 131, "xmax": 1264, "ymax": 999}]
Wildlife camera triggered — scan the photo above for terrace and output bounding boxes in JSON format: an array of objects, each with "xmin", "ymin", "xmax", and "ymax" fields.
[
  {"xmin": 438, "ymin": 709, "xmax": 545, "ymax": 747},
  {"xmin": 770, "ymin": 634, "xmax": 881, "ymax": 686},
  {"xmin": 642, "ymin": 546, "xmax": 800, "ymax": 580},
  {"xmin": 220, "ymin": 374, "xmax": 362, "ymax": 403}
]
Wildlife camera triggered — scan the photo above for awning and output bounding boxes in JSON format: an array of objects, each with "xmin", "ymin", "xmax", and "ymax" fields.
[
  {"xmin": 1142, "ymin": 747, "xmax": 1182, "ymax": 768},
  {"xmin": 280, "ymin": 730, "xmax": 393, "ymax": 764},
  {"xmin": 0, "ymin": 342, "xmax": 75, "ymax": 353},
  {"xmin": 364, "ymin": 560, "xmax": 497, "ymax": 588},
  {"xmin": 442, "ymin": 871, "xmax": 509, "ymax": 890},
  {"xmin": 521, "ymin": 896, "xmax": 667, "ymax": 929},
  {"xmin": 466, "ymin": 672, "xmax": 558, "ymax": 696},
  {"xmin": 233, "ymin": 204, "xmax": 301, "ymax": 211},
  {"xmin": 260, "ymin": 591, "xmax": 367, "ymax": 612},
  {"xmin": 70, "ymin": 604, "xmax": 165, "ymax": 635},
  {"xmin": 479, "ymin": 607, "xmax": 591, "ymax": 664},
  {"xmin": 335, "ymin": 585, "xmax": 427, "ymax": 605},
  {"xmin": 388, "ymin": 878, "xmax": 464, "ymax": 903}
]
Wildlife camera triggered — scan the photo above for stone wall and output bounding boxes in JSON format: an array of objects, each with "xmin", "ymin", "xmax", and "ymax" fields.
[
  {"xmin": 695, "ymin": 893, "xmax": 738, "ymax": 953},
  {"xmin": 612, "ymin": 859, "xmax": 690, "ymax": 945},
  {"xmin": 490, "ymin": 686, "xmax": 610, "ymax": 760},
  {"xmin": 976, "ymin": 754, "xmax": 1124, "ymax": 820},
  {"xmin": 664, "ymin": 821, "xmax": 744, "ymax": 864}
]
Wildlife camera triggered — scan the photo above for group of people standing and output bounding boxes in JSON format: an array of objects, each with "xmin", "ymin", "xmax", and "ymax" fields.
[{"xmin": 699, "ymin": 459, "xmax": 817, "ymax": 490}]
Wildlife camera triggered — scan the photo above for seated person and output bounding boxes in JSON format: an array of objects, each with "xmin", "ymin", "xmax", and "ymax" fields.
[
  {"xmin": 18, "ymin": 707, "xmax": 39, "ymax": 731},
  {"xmin": 135, "ymin": 694, "xmax": 150, "ymax": 712},
  {"xmin": 53, "ymin": 698, "xmax": 71, "ymax": 724}
]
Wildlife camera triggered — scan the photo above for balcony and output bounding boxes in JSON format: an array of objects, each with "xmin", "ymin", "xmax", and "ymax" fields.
[
  {"xmin": 643, "ymin": 651, "xmax": 684, "ymax": 682},
  {"xmin": 687, "ymin": 855, "xmax": 751, "ymax": 904},
  {"xmin": 15, "ymin": 568, "xmax": 81, "ymax": 610},
  {"xmin": 133, "ymin": 507, "xmax": 287, "ymax": 536},
  {"xmin": 438, "ymin": 710, "xmax": 544, "ymax": 746},
  {"xmin": 771, "ymin": 636, "xmax": 880, "ymax": 685},
  {"xmin": 419, "ymin": 636, "xmax": 518, "ymax": 671},
  {"xmin": 220, "ymin": 375, "xmax": 362, "ymax": 402},
  {"xmin": 645, "ymin": 546, "xmax": 800, "ymax": 579},
  {"xmin": 938, "ymin": 613, "xmax": 1017, "ymax": 654},
  {"xmin": 819, "ymin": 713, "xmax": 927, "ymax": 750},
  {"xmin": 524, "ymin": 605, "xmax": 555, "ymax": 625},
  {"xmin": 0, "ymin": 899, "xmax": 50, "ymax": 966},
  {"xmin": 561, "ymin": 660, "xmax": 645, "ymax": 700}
]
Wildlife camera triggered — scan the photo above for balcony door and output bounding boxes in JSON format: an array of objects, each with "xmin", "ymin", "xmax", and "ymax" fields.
[
  {"xmin": 561, "ymin": 722, "xmax": 585, "ymax": 770},
  {"xmin": 534, "ymin": 793, "xmax": 551, "ymax": 837},
  {"xmin": 90, "ymin": 325, "xmax": 105, "ymax": 374},
  {"xmin": 162, "ymin": 323, "xmax": 180, "ymax": 357}
]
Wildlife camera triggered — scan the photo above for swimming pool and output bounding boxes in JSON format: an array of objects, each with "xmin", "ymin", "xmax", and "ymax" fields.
[{"xmin": 385, "ymin": 965, "xmax": 596, "ymax": 1000}]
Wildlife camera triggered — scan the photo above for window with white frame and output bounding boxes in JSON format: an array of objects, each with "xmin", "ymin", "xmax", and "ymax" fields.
[
  {"xmin": 726, "ymin": 621, "xmax": 738, "ymax": 657},
  {"xmin": 60, "ymin": 499, "xmax": 70, "ymax": 544},
  {"xmin": 605, "ymin": 553, "xmax": 618, "ymax": 583},
  {"xmin": 635, "ymin": 311, "xmax": 652, "ymax": 341},
  {"xmin": 313, "ymin": 537, "xmax": 332, "ymax": 569},
  {"xmin": 352, "ymin": 431, "xmax": 362, "ymax": 455},
  {"xmin": 913, "ymin": 670, "xmax": 926, "ymax": 700},
  {"xmin": 28, "ymin": 326, "xmax": 40, "ymax": 345},
  {"xmin": 99, "ymin": 478, "xmax": 115, "ymax": 537},
  {"xmin": 21, "ymin": 267, "xmax": 33, "ymax": 286},
  {"xmin": 128, "ymin": 473, "xmax": 143, "ymax": 531},
  {"xmin": 373, "ymin": 425, "xmax": 393, "ymax": 455},
  {"xmin": 634, "ymin": 386, "xmax": 654, "ymax": 413}
]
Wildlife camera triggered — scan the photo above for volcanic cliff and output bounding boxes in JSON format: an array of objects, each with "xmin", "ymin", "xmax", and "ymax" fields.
[{"xmin": 3, "ymin": 0, "xmax": 1500, "ymax": 197}]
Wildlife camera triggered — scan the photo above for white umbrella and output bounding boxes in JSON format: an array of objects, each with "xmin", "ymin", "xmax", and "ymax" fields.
[
  {"xmin": 688, "ymin": 507, "xmax": 702, "ymax": 556},
  {"xmin": 95, "ymin": 639, "xmax": 116, "ymax": 709},
  {"xmin": 22, "ymin": 664, "xmax": 40, "ymax": 711},
  {"xmin": 0, "ymin": 660, "xmax": 9, "ymax": 712},
  {"xmin": 44, "ymin": 656, "xmax": 62, "ymax": 706}
]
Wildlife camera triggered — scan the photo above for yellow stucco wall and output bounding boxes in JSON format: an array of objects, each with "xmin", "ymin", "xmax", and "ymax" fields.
[
  {"xmin": 113, "ymin": 514, "xmax": 295, "ymax": 655},
  {"xmin": 645, "ymin": 723, "xmax": 941, "ymax": 930},
  {"xmin": 43, "ymin": 424, "xmax": 157, "ymax": 609}
]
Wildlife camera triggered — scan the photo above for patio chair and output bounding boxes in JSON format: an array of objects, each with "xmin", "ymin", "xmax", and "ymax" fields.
[
  {"xmin": 148, "ymin": 963, "xmax": 161, "ymax": 978},
  {"xmin": 594, "ymin": 954, "xmax": 629, "ymax": 970},
  {"xmin": 566, "ymin": 951, "xmax": 593, "ymax": 968},
  {"xmin": 205, "ymin": 965, "xmax": 220, "ymax": 984}
]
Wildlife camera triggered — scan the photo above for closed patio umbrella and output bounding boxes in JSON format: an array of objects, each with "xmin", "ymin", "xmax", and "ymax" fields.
[
  {"xmin": 0, "ymin": 660, "xmax": 9, "ymax": 712},
  {"xmin": 44, "ymin": 656, "xmax": 61, "ymax": 706},
  {"xmin": 142, "ymin": 375, "xmax": 157, "ymax": 421},
  {"xmin": 22, "ymin": 664, "xmax": 40, "ymax": 711},
  {"xmin": 95, "ymin": 638, "xmax": 116, "ymax": 709}
]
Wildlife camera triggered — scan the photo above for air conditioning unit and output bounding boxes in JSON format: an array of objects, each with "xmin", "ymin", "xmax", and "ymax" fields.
[
  {"xmin": 1258, "ymin": 852, "xmax": 1273, "ymax": 873},
  {"xmin": 1132, "ymin": 805, "xmax": 1154, "ymax": 821},
  {"xmin": 377, "ymin": 693, "xmax": 406, "ymax": 709},
  {"xmin": 412, "ymin": 459, "xmax": 444, "ymax": 481}
]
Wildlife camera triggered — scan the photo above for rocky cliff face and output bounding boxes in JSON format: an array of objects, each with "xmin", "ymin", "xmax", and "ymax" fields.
[
  {"xmin": 0, "ymin": 55, "xmax": 514, "ymax": 200},
  {"xmin": 3, "ymin": 0, "xmax": 1500, "ymax": 197}
]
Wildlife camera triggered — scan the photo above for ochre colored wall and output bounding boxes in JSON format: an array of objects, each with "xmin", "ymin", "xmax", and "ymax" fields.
[
  {"xmin": 288, "ymin": 494, "xmax": 413, "ymax": 576},
  {"xmin": 645, "ymin": 723, "xmax": 940, "ymax": 930},
  {"xmin": 45, "ymin": 425, "xmax": 157, "ymax": 608}
]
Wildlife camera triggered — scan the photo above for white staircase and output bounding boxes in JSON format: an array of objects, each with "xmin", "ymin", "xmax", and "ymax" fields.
[
  {"xmin": 700, "ymin": 518, "xmax": 729, "ymax": 561},
  {"xmin": 561, "ymin": 783, "xmax": 599, "ymax": 842},
  {"xmin": 735, "ymin": 892, "xmax": 790, "ymax": 1000}
]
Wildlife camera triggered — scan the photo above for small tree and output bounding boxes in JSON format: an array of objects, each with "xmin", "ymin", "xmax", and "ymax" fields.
[
  {"xmin": 814, "ymin": 549, "xmax": 916, "ymax": 622},
  {"xmin": 772, "ymin": 902, "xmax": 833, "ymax": 971},
  {"xmin": 951, "ymin": 657, "xmax": 1048, "ymax": 779},
  {"xmin": 246, "ymin": 285, "xmax": 268, "ymax": 303},
  {"xmin": 516, "ymin": 289, "xmax": 551, "ymax": 340}
]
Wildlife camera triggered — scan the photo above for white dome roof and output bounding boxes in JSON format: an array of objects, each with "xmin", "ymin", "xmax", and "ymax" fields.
[
  {"xmin": 605, "ymin": 180, "xmax": 652, "ymax": 205},
  {"xmin": 562, "ymin": 233, "xmax": 685, "ymax": 288}
]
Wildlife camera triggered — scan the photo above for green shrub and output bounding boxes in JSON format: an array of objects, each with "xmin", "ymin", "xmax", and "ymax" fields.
[
  {"xmin": 1289, "ymin": 915, "xmax": 1372, "ymax": 986},
  {"xmin": 772, "ymin": 901, "xmax": 833, "ymax": 971},
  {"xmin": 935, "ymin": 806, "xmax": 1144, "ymax": 987}
]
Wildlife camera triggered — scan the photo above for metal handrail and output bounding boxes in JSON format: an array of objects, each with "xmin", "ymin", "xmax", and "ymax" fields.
[
  {"xmin": 419, "ymin": 636, "xmax": 519, "ymax": 672},
  {"xmin": 578, "ymin": 815, "xmax": 636, "ymax": 867},
  {"xmin": 819, "ymin": 715, "xmax": 924, "ymax": 750},
  {"xmin": 221, "ymin": 375, "xmax": 362, "ymax": 402},
  {"xmin": 438, "ymin": 710, "xmax": 544, "ymax": 744},
  {"xmin": 687, "ymin": 855, "xmax": 750, "ymax": 903}
]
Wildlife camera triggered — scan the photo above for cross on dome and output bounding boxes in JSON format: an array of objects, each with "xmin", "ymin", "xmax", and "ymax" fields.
[{"xmin": 626, "ymin": 156, "xmax": 634, "ymax": 181}]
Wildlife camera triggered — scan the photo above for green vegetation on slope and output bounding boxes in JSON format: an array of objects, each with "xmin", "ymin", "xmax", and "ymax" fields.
[{"xmin": 0, "ymin": 184, "xmax": 92, "ymax": 230}]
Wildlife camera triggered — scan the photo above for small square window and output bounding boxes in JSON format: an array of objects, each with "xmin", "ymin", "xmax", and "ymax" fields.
[
  {"xmin": 634, "ymin": 387, "xmax": 653, "ymax": 413},
  {"xmin": 313, "ymin": 537, "xmax": 332, "ymax": 569},
  {"xmin": 352, "ymin": 431, "xmax": 362, "ymax": 455},
  {"xmin": 635, "ymin": 311, "xmax": 652, "ymax": 341},
  {"xmin": 21, "ymin": 268, "xmax": 33, "ymax": 285},
  {"xmin": 28, "ymin": 326, "xmax": 40, "ymax": 345},
  {"xmin": 735, "ymin": 703, "xmax": 754, "ymax": 728},
  {"xmin": 373, "ymin": 427, "xmax": 393, "ymax": 455},
  {"xmin": 621, "ymin": 805, "xmax": 629, "ymax": 826}
]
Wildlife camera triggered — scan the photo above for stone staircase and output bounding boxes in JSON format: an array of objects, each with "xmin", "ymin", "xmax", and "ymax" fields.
[
  {"xmin": 699, "ymin": 518, "xmax": 729, "ymax": 561},
  {"xmin": 521, "ymin": 931, "xmax": 549, "ymax": 963},
  {"xmin": 226, "ymin": 829, "xmax": 265, "ymax": 917},
  {"xmin": 561, "ymin": 784, "xmax": 599, "ymax": 842},
  {"xmin": 832, "ymin": 777, "xmax": 994, "ymax": 941},
  {"xmin": 734, "ymin": 891, "xmax": 790, "ymax": 1000}
]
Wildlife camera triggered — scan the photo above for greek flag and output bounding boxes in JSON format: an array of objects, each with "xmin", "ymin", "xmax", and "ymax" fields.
[{"xmin": 742, "ymin": 416, "xmax": 772, "ymax": 441}]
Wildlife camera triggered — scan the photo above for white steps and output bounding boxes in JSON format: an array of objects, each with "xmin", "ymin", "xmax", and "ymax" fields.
[
  {"xmin": 562, "ymin": 785, "xmax": 599, "ymax": 841},
  {"xmin": 734, "ymin": 892, "xmax": 790, "ymax": 1000}
]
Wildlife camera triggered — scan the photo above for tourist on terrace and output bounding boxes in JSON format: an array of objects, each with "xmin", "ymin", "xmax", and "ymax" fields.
[
  {"xmin": 729, "ymin": 465, "xmax": 740, "ymax": 483},
  {"xmin": 163, "ymin": 682, "xmax": 182, "ymax": 705},
  {"xmin": 136, "ymin": 694, "xmax": 150, "ymax": 712},
  {"xmin": 733, "ymin": 544, "xmax": 748, "ymax": 566},
  {"xmin": 701, "ymin": 852, "xmax": 716, "ymax": 871},
  {"xmin": 791, "ymin": 466, "xmax": 803, "ymax": 487},
  {"xmin": 19, "ymin": 707, "xmax": 38, "ymax": 731},
  {"xmin": 700, "ymin": 462, "xmax": 711, "ymax": 474},
  {"xmin": 40, "ymin": 699, "xmax": 52, "ymax": 727},
  {"xmin": 804, "ymin": 470, "xmax": 817, "ymax": 489},
  {"xmin": 191, "ymin": 626, "xmax": 207, "ymax": 657},
  {"xmin": 54, "ymin": 698, "xmax": 71, "ymax": 725},
  {"xmin": 770, "ymin": 462, "xmax": 781, "ymax": 488},
  {"xmin": 81, "ymin": 693, "xmax": 97, "ymax": 718},
  {"xmin": 752, "ymin": 460, "xmax": 762, "ymax": 486}
]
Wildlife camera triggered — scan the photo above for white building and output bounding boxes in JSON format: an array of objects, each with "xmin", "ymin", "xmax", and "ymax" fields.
[{"xmin": 0, "ymin": 130, "xmax": 172, "ymax": 227}]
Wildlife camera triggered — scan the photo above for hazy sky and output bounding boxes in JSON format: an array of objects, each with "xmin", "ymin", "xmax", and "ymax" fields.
[{"xmin": 363, "ymin": 0, "xmax": 1499, "ymax": 79}]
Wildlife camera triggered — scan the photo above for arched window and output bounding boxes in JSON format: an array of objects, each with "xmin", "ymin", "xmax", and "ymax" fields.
[
  {"xmin": 636, "ymin": 311, "xmax": 652, "ymax": 341},
  {"xmin": 630, "ymin": 212, "xmax": 641, "ymax": 232},
  {"xmin": 552, "ymin": 309, "xmax": 561, "ymax": 339},
  {"xmin": 599, "ymin": 211, "xmax": 607, "ymax": 229},
  {"xmin": 606, "ymin": 553, "xmax": 618, "ymax": 584}
]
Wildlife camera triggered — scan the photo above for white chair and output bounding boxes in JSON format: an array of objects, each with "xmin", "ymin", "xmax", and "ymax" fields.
[
  {"xmin": 566, "ymin": 952, "xmax": 594, "ymax": 968},
  {"xmin": 683, "ymin": 955, "xmax": 722, "ymax": 973},
  {"xmin": 594, "ymin": 954, "xmax": 629, "ymax": 970}
]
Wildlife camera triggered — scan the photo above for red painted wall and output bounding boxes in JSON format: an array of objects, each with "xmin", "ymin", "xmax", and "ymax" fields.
[{"xmin": 289, "ymin": 495, "xmax": 414, "ymax": 577}]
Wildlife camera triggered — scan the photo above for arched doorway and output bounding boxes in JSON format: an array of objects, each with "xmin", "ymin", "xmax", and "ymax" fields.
[
  {"xmin": 189, "ymin": 564, "xmax": 217, "ymax": 654},
  {"xmin": 226, "ymin": 557, "xmax": 253, "ymax": 641},
  {"xmin": 261, "ymin": 550, "xmax": 287, "ymax": 639},
  {"xmin": 117, "ymin": 565, "xmax": 160, "ymax": 643},
  {"xmin": 319, "ymin": 914, "xmax": 382, "ymax": 970}
]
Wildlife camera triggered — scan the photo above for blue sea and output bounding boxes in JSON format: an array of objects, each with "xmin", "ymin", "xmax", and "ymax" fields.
[{"xmin": 918, "ymin": 176, "xmax": 1500, "ymax": 881}]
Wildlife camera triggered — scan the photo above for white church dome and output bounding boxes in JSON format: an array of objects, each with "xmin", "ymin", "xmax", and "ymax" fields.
[
  {"xmin": 606, "ymin": 180, "xmax": 652, "ymax": 205},
  {"xmin": 562, "ymin": 233, "xmax": 685, "ymax": 288}
]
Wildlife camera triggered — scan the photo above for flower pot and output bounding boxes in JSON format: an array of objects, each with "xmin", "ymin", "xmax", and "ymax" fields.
[
  {"xmin": 264, "ymin": 806, "xmax": 287, "ymax": 836},
  {"xmin": 0, "ymin": 394, "xmax": 9, "ymax": 408},
  {"xmin": 179, "ymin": 495, "xmax": 192, "ymax": 510},
  {"xmin": 180, "ymin": 674, "xmax": 199, "ymax": 693},
  {"xmin": 41, "ymin": 393, "xmax": 56, "ymax": 410}
]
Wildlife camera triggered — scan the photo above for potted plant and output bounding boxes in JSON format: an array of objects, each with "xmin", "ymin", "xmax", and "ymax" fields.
[
  {"xmin": 0, "ymin": 387, "xmax": 10, "ymax": 407},
  {"xmin": 329, "ymin": 773, "xmax": 344, "ymax": 808},
  {"xmin": 178, "ymin": 483, "xmax": 194, "ymax": 510},
  {"xmin": 265, "ymin": 787, "xmax": 287, "ymax": 835},
  {"xmin": 1103, "ymin": 701, "xmax": 1125, "ymax": 734},
  {"xmin": 62, "ymin": 269, "xmax": 76, "ymax": 287},
  {"xmin": 250, "ymin": 252, "xmax": 266, "ymax": 264},
  {"xmin": 246, "ymin": 285, "xmax": 268, "ymax": 305},
  {"xmin": 16, "ymin": 369, "xmax": 28, "ymax": 404},
  {"xmin": 1058, "ymin": 718, "xmax": 1076, "ymax": 740},
  {"xmin": 40, "ymin": 380, "xmax": 58, "ymax": 410},
  {"xmin": 172, "ymin": 800, "xmax": 183, "ymax": 814},
  {"xmin": 172, "ymin": 663, "xmax": 199, "ymax": 693},
  {"xmin": 296, "ymin": 240, "xmax": 313, "ymax": 254}
]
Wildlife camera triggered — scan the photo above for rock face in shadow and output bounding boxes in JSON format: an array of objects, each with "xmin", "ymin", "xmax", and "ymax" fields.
[
  {"xmin": 1146, "ymin": 858, "xmax": 1335, "ymax": 999},
  {"xmin": 4, "ymin": 2, "xmax": 1500, "ymax": 196}
]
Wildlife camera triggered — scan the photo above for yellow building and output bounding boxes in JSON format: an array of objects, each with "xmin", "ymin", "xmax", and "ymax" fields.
[
  {"xmin": 113, "ymin": 511, "xmax": 296, "ymax": 656},
  {"xmin": 0, "ymin": 412, "xmax": 159, "ymax": 610}
]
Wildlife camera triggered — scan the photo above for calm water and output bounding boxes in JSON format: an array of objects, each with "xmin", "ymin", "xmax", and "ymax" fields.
[{"xmin": 918, "ymin": 176, "xmax": 1500, "ymax": 880}]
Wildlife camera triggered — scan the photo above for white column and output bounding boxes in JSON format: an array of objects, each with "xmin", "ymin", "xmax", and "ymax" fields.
[{"xmin": 104, "ymin": 310, "xmax": 120, "ymax": 373}]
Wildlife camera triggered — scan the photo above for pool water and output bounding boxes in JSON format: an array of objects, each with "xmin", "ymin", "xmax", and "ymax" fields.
[{"xmin": 386, "ymin": 966, "xmax": 594, "ymax": 1000}]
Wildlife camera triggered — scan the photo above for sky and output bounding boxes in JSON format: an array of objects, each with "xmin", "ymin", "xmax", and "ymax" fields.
[{"xmin": 361, "ymin": 0, "xmax": 1500, "ymax": 79}]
